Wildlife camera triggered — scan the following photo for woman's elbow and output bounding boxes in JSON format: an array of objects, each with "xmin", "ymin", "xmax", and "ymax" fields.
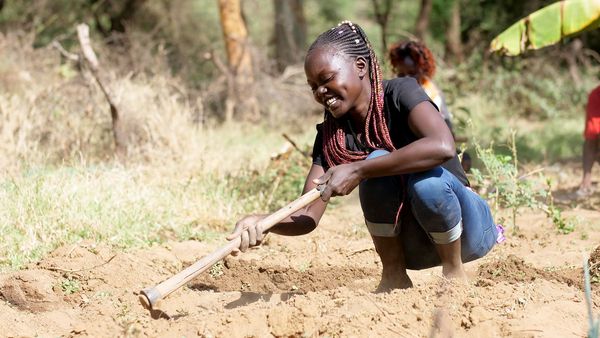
[
  {"xmin": 290, "ymin": 215, "xmax": 318, "ymax": 235},
  {"xmin": 438, "ymin": 140, "xmax": 456, "ymax": 161}
]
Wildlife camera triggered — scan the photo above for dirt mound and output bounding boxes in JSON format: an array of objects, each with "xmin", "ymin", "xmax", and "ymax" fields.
[
  {"xmin": 0, "ymin": 269, "xmax": 63, "ymax": 312},
  {"xmin": 190, "ymin": 257, "xmax": 379, "ymax": 293},
  {"xmin": 477, "ymin": 254, "xmax": 580, "ymax": 287},
  {"xmin": 476, "ymin": 253, "xmax": 600, "ymax": 304}
]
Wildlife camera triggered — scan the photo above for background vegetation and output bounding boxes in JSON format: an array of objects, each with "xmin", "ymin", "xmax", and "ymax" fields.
[{"xmin": 0, "ymin": 0, "xmax": 598, "ymax": 270}]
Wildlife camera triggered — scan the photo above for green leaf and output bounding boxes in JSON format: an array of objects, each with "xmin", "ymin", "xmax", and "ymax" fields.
[{"xmin": 490, "ymin": 0, "xmax": 600, "ymax": 56}]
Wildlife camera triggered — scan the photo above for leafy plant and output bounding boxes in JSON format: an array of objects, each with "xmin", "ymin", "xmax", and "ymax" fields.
[
  {"xmin": 490, "ymin": 0, "xmax": 600, "ymax": 56},
  {"xmin": 60, "ymin": 277, "xmax": 80, "ymax": 295},
  {"xmin": 209, "ymin": 261, "xmax": 224, "ymax": 278},
  {"xmin": 298, "ymin": 261, "xmax": 312, "ymax": 273},
  {"xmin": 225, "ymin": 145, "xmax": 312, "ymax": 214},
  {"xmin": 543, "ymin": 179, "xmax": 576, "ymax": 234},
  {"xmin": 470, "ymin": 130, "xmax": 573, "ymax": 233},
  {"xmin": 470, "ymin": 132, "xmax": 542, "ymax": 231}
]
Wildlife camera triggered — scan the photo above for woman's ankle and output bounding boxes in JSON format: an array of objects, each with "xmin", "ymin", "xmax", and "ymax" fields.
[
  {"xmin": 441, "ymin": 262, "xmax": 467, "ymax": 280},
  {"xmin": 377, "ymin": 266, "xmax": 413, "ymax": 292},
  {"xmin": 371, "ymin": 235, "xmax": 413, "ymax": 291}
]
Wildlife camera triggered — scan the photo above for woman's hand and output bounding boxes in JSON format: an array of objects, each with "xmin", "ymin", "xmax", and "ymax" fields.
[
  {"xmin": 226, "ymin": 214, "xmax": 267, "ymax": 253},
  {"xmin": 313, "ymin": 162, "xmax": 362, "ymax": 202}
]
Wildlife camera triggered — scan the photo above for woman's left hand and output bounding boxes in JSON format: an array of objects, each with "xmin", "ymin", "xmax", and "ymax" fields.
[{"xmin": 313, "ymin": 162, "xmax": 362, "ymax": 202}]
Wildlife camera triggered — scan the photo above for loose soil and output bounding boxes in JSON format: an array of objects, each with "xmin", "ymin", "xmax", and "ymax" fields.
[{"xmin": 1, "ymin": 163, "xmax": 599, "ymax": 337}]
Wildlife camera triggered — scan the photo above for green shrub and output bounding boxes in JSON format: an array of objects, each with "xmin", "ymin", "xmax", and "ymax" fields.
[{"xmin": 470, "ymin": 130, "xmax": 574, "ymax": 233}]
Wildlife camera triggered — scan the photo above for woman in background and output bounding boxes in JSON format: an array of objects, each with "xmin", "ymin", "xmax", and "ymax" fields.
[{"xmin": 388, "ymin": 40, "xmax": 471, "ymax": 171}]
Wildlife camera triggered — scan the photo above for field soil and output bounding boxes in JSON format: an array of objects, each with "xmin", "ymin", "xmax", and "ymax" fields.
[{"xmin": 1, "ymin": 163, "xmax": 599, "ymax": 337}]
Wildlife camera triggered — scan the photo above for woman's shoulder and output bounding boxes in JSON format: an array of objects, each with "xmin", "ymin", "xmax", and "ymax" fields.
[
  {"xmin": 384, "ymin": 76, "xmax": 420, "ymax": 94},
  {"xmin": 384, "ymin": 76, "xmax": 431, "ymax": 112}
]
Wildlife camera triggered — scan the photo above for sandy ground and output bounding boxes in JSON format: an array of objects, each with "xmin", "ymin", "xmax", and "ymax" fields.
[{"xmin": 1, "ymin": 164, "xmax": 599, "ymax": 337}]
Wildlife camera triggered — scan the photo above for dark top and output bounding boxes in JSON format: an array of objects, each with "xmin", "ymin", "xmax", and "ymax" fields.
[{"xmin": 311, "ymin": 76, "xmax": 469, "ymax": 186}]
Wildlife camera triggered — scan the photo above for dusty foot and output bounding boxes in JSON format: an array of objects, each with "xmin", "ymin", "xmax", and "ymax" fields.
[
  {"xmin": 442, "ymin": 264, "xmax": 468, "ymax": 282},
  {"xmin": 375, "ymin": 270, "xmax": 413, "ymax": 293}
]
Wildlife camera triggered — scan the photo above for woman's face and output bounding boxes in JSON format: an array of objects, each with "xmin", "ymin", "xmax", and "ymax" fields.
[
  {"xmin": 395, "ymin": 55, "xmax": 418, "ymax": 78},
  {"xmin": 304, "ymin": 47, "xmax": 369, "ymax": 119}
]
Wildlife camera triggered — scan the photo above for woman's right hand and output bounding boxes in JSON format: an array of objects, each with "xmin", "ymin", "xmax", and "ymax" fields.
[{"xmin": 226, "ymin": 214, "xmax": 267, "ymax": 253}]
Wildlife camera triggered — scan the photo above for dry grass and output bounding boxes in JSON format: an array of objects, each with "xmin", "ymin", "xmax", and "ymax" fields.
[{"xmin": 0, "ymin": 29, "xmax": 320, "ymax": 271}]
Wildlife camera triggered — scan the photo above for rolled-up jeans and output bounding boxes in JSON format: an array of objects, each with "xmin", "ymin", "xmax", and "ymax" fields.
[{"xmin": 359, "ymin": 150, "xmax": 498, "ymax": 270}]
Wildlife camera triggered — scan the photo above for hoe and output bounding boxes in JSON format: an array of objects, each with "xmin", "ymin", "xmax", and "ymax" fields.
[{"xmin": 139, "ymin": 187, "xmax": 322, "ymax": 318}]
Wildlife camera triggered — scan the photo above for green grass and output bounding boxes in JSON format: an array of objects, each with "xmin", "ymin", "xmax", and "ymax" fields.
[
  {"xmin": 0, "ymin": 166, "xmax": 203, "ymax": 270},
  {"xmin": 0, "ymin": 126, "xmax": 315, "ymax": 272},
  {"xmin": 440, "ymin": 52, "xmax": 597, "ymax": 165}
]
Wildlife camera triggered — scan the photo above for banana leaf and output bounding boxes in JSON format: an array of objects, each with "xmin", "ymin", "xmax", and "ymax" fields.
[{"xmin": 490, "ymin": 0, "xmax": 600, "ymax": 56}]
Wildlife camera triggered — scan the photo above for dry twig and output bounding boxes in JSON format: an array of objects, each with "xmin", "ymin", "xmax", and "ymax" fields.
[{"xmin": 45, "ymin": 254, "xmax": 117, "ymax": 273}]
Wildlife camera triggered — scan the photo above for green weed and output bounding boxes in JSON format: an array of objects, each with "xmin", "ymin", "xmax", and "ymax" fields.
[
  {"xmin": 60, "ymin": 277, "xmax": 80, "ymax": 295},
  {"xmin": 225, "ymin": 145, "xmax": 312, "ymax": 214},
  {"xmin": 470, "ymin": 130, "xmax": 573, "ymax": 233},
  {"xmin": 543, "ymin": 179, "xmax": 576, "ymax": 234},
  {"xmin": 209, "ymin": 261, "xmax": 224, "ymax": 278}
]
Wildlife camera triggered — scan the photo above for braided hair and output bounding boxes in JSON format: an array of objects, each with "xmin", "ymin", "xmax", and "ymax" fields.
[
  {"xmin": 307, "ymin": 21, "xmax": 395, "ymax": 168},
  {"xmin": 388, "ymin": 40, "xmax": 436, "ymax": 85}
]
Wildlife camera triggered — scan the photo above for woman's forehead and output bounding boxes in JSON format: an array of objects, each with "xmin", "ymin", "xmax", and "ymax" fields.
[{"xmin": 305, "ymin": 47, "xmax": 351, "ymax": 71}]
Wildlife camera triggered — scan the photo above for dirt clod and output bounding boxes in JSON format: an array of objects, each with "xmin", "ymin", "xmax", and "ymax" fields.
[{"xmin": 0, "ymin": 270, "xmax": 63, "ymax": 312}]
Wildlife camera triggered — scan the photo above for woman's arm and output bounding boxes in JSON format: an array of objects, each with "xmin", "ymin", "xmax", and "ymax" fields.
[
  {"xmin": 360, "ymin": 100, "xmax": 455, "ymax": 177},
  {"xmin": 268, "ymin": 163, "xmax": 328, "ymax": 235},
  {"xmin": 317, "ymin": 101, "xmax": 455, "ymax": 201},
  {"xmin": 227, "ymin": 163, "xmax": 328, "ymax": 251}
]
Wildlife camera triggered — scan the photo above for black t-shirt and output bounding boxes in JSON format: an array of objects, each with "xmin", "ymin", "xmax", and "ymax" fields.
[{"xmin": 311, "ymin": 76, "xmax": 469, "ymax": 186}]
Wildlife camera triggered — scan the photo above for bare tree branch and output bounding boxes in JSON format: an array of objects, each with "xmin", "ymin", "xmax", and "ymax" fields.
[{"xmin": 76, "ymin": 23, "xmax": 126, "ymax": 157}]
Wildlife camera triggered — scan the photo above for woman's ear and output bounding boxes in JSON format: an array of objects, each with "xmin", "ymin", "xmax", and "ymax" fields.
[{"xmin": 355, "ymin": 56, "xmax": 368, "ymax": 79}]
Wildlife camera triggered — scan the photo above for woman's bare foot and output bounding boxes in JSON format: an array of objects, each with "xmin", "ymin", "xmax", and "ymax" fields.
[
  {"xmin": 370, "ymin": 235, "xmax": 413, "ymax": 292},
  {"xmin": 376, "ymin": 268, "xmax": 413, "ymax": 293},
  {"xmin": 441, "ymin": 263, "xmax": 468, "ymax": 282},
  {"xmin": 436, "ymin": 239, "xmax": 468, "ymax": 282}
]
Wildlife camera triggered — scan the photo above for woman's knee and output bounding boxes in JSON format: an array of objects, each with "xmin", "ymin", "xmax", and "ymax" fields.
[
  {"xmin": 408, "ymin": 169, "xmax": 462, "ymax": 235},
  {"xmin": 359, "ymin": 176, "xmax": 402, "ymax": 223},
  {"xmin": 408, "ymin": 171, "xmax": 453, "ymax": 210}
]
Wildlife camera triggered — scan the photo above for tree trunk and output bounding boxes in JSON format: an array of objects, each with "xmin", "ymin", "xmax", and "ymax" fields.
[
  {"xmin": 273, "ymin": 0, "xmax": 307, "ymax": 72},
  {"xmin": 445, "ymin": 0, "xmax": 464, "ymax": 63},
  {"xmin": 371, "ymin": 0, "xmax": 393, "ymax": 58},
  {"xmin": 217, "ymin": 0, "xmax": 259, "ymax": 121},
  {"xmin": 414, "ymin": 0, "xmax": 433, "ymax": 40},
  {"xmin": 564, "ymin": 39, "xmax": 583, "ymax": 87}
]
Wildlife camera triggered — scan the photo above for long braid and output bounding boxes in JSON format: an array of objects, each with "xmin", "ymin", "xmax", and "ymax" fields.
[{"xmin": 308, "ymin": 21, "xmax": 395, "ymax": 168}]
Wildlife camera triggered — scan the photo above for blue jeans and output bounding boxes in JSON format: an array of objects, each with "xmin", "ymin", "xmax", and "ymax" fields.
[{"xmin": 359, "ymin": 150, "xmax": 498, "ymax": 270}]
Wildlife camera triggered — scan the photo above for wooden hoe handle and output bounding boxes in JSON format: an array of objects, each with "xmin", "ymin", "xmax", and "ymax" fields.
[{"xmin": 139, "ymin": 187, "xmax": 322, "ymax": 312}]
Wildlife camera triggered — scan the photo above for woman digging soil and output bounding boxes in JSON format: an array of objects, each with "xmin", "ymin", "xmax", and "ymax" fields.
[{"xmin": 228, "ymin": 21, "xmax": 503, "ymax": 292}]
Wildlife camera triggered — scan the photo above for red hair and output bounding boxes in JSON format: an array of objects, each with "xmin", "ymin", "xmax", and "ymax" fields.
[{"xmin": 388, "ymin": 40, "xmax": 436, "ymax": 84}]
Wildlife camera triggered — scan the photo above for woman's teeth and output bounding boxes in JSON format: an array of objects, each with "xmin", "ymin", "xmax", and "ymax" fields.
[{"xmin": 326, "ymin": 97, "xmax": 338, "ymax": 107}]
